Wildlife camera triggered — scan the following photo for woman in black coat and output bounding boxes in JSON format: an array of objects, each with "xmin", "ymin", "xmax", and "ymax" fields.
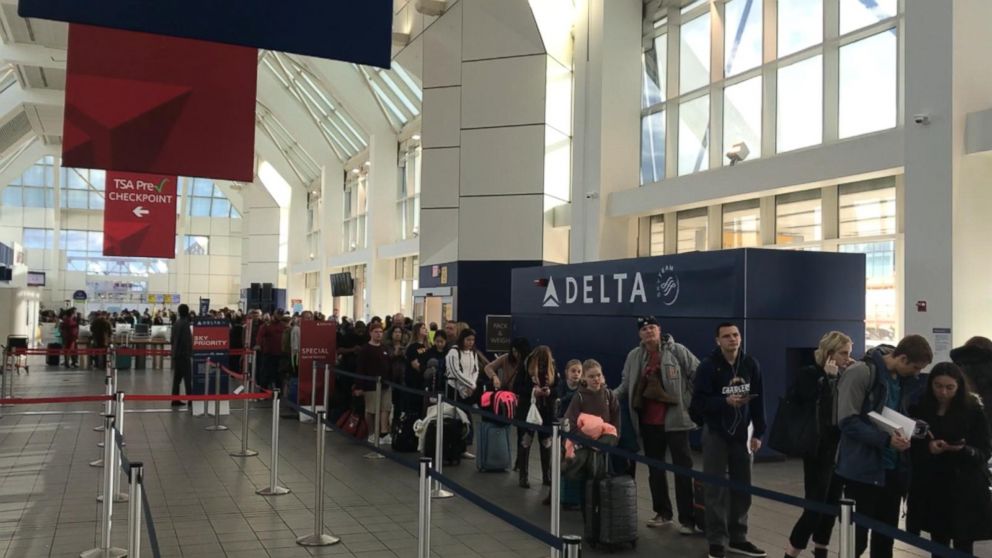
[
  {"xmin": 950, "ymin": 335, "xmax": 992, "ymax": 428},
  {"xmin": 908, "ymin": 362, "xmax": 992, "ymax": 556},
  {"xmin": 513, "ymin": 345, "xmax": 556, "ymax": 489}
]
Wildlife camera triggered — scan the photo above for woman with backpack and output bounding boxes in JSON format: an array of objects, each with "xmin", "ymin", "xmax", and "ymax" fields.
[
  {"xmin": 783, "ymin": 331, "xmax": 854, "ymax": 558},
  {"xmin": 513, "ymin": 345, "xmax": 557, "ymax": 489}
]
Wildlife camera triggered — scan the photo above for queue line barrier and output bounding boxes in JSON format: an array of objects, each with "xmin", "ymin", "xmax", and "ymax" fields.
[
  {"xmin": 325, "ymin": 367, "xmax": 977, "ymax": 558},
  {"xmin": 10, "ymin": 347, "xmax": 256, "ymax": 356}
]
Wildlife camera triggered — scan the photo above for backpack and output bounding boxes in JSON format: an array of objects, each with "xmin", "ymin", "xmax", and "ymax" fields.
[{"xmin": 481, "ymin": 390, "xmax": 518, "ymax": 422}]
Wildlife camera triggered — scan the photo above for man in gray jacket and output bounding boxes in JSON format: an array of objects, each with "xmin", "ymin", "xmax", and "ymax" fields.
[
  {"xmin": 835, "ymin": 335, "xmax": 930, "ymax": 558},
  {"xmin": 615, "ymin": 316, "xmax": 700, "ymax": 533}
]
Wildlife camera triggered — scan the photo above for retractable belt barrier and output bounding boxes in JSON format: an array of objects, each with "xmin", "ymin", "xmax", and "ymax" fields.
[
  {"xmin": 851, "ymin": 512, "xmax": 974, "ymax": 558},
  {"xmin": 11, "ymin": 347, "xmax": 254, "ymax": 357},
  {"xmin": 113, "ymin": 422, "xmax": 161, "ymax": 558}
]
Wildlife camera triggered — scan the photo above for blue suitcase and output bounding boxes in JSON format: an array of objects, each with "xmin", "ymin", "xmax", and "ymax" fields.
[{"xmin": 476, "ymin": 420, "xmax": 512, "ymax": 472}]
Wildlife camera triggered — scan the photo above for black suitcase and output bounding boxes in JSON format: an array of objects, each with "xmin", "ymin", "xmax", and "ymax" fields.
[
  {"xmin": 391, "ymin": 413, "xmax": 419, "ymax": 453},
  {"xmin": 584, "ymin": 475, "xmax": 638, "ymax": 550},
  {"xmin": 47, "ymin": 343, "xmax": 61, "ymax": 366},
  {"xmin": 422, "ymin": 418, "xmax": 466, "ymax": 465}
]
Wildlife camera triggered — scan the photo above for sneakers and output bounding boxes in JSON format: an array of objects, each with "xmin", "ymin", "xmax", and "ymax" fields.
[
  {"xmin": 378, "ymin": 434, "xmax": 392, "ymax": 446},
  {"xmin": 646, "ymin": 514, "xmax": 673, "ymax": 528},
  {"xmin": 367, "ymin": 434, "xmax": 376, "ymax": 444},
  {"xmin": 728, "ymin": 541, "xmax": 767, "ymax": 557},
  {"xmin": 461, "ymin": 451, "xmax": 475, "ymax": 459},
  {"xmin": 678, "ymin": 523, "xmax": 696, "ymax": 536},
  {"xmin": 709, "ymin": 545, "xmax": 726, "ymax": 558}
]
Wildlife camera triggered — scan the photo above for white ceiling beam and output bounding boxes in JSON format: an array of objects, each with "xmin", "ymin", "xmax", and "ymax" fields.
[
  {"xmin": 254, "ymin": 122, "xmax": 311, "ymax": 192},
  {"xmin": 0, "ymin": 136, "xmax": 54, "ymax": 194},
  {"xmin": 256, "ymin": 69, "xmax": 337, "ymax": 166},
  {"xmin": 0, "ymin": 43, "xmax": 66, "ymax": 70},
  {"xmin": 305, "ymin": 58, "xmax": 396, "ymax": 137}
]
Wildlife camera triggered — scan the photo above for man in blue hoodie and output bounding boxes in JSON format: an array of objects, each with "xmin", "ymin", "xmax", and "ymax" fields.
[
  {"xmin": 835, "ymin": 335, "xmax": 930, "ymax": 558},
  {"xmin": 691, "ymin": 322, "xmax": 767, "ymax": 558}
]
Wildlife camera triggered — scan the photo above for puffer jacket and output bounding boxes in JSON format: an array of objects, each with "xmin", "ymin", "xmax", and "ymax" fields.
[
  {"xmin": 614, "ymin": 333, "xmax": 700, "ymax": 437},
  {"xmin": 835, "ymin": 345, "xmax": 925, "ymax": 487}
]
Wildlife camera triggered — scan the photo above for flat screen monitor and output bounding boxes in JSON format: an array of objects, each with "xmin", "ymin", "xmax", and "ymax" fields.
[
  {"xmin": 329, "ymin": 272, "xmax": 354, "ymax": 297},
  {"xmin": 26, "ymin": 271, "xmax": 45, "ymax": 287}
]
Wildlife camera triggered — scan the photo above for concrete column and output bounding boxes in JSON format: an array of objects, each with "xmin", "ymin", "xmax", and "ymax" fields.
[
  {"xmin": 240, "ymin": 179, "xmax": 281, "ymax": 288},
  {"xmin": 367, "ymin": 132, "xmax": 401, "ymax": 317},
  {"xmin": 571, "ymin": 0, "xmax": 641, "ymax": 263},
  {"xmin": 318, "ymin": 159, "xmax": 344, "ymax": 314},
  {"xmin": 952, "ymin": 0, "xmax": 992, "ymax": 345},
  {"xmin": 902, "ymin": 1, "xmax": 952, "ymax": 354},
  {"xmin": 286, "ymin": 182, "xmax": 308, "ymax": 303}
]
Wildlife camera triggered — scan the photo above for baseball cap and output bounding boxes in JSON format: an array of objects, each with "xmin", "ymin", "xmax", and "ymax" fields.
[{"xmin": 636, "ymin": 316, "xmax": 660, "ymax": 330}]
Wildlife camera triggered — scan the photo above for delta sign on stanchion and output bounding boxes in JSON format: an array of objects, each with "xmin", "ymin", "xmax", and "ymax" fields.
[
  {"xmin": 298, "ymin": 320, "xmax": 336, "ymax": 422},
  {"xmin": 103, "ymin": 171, "xmax": 178, "ymax": 258},
  {"xmin": 192, "ymin": 317, "xmax": 230, "ymax": 416}
]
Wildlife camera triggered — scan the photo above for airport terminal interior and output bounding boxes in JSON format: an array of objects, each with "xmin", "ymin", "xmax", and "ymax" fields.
[{"xmin": 2, "ymin": 0, "xmax": 992, "ymax": 556}]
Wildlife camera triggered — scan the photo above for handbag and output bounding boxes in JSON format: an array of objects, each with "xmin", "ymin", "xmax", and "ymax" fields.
[
  {"xmin": 526, "ymin": 398, "xmax": 543, "ymax": 425},
  {"xmin": 768, "ymin": 387, "xmax": 820, "ymax": 458}
]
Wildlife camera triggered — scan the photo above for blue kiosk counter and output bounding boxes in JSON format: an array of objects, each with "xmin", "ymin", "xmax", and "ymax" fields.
[{"xmin": 510, "ymin": 248, "xmax": 866, "ymax": 454}]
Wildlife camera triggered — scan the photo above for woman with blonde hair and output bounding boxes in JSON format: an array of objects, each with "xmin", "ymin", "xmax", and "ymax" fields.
[
  {"xmin": 784, "ymin": 331, "xmax": 855, "ymax": 558},
  {"xmin": 512, "ymin": 345, "xmax": 557, "ymax": 488}
]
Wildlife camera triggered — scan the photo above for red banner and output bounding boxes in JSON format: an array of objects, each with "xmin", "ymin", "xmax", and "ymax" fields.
[
  {"xmin": 103, "ymin": 171, "xmax": 177, "ymax": 258},
  {"xmin": 62, "ymin": 24, "xmax": 257, "ymax": 181},
  {"xmin": 298, "ymin": 320, "xmax": 337, "ymax": 407}
]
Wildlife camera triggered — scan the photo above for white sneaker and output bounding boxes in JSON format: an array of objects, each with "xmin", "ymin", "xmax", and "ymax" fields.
[
  {"xmin": 646, "ymin": 514, "xmax": 672, "ymax": 528},
  {"xmin": 461, "ymin": 451, "xmax": 475, "ymax": 459},
  {"xmin": 379, "ymin": 434, "xmax": 392, "ymax": 445},
  {"xmin": 367, "ymin": 434, "xmax": 376, "ymax": 444},
  {"xmin": 678, "ymin": 523, "xmax": 695, "ymax": 535}
]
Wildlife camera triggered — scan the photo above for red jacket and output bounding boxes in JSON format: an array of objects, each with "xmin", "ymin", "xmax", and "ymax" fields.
[
  {"xmin": 257, "ymin": 321, "xmax": 287, "ymax": 355},
  {"xmin": 60, "ymin": 316, "xmax": 79, "ymax": 343}
]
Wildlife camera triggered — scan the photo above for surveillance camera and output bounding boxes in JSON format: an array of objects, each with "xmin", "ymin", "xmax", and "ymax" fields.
[
  {"xmin": 585, "ymin": 192, "xmax": 600, "ymax": 200},
  {"xmin": 913, "ymin": 114, "xmax": 930, "ymax": 125}
]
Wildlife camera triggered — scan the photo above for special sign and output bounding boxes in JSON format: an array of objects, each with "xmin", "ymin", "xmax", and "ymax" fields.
[
  {"xmin": 103, "ymin": 171, "xmax": 178, "ymax": 258},
  {"xmin": 298, "ymin": 320, "xmax": 337, "ymax": 407}
]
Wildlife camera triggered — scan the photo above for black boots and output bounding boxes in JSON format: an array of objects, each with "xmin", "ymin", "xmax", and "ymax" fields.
[
  {"xmin": 540, "ymin": 445, "xmax": 552, "ymax": 486},
  {"xmin": 517, "ymin": 444, "xmax": 531, "ymax": 488}
]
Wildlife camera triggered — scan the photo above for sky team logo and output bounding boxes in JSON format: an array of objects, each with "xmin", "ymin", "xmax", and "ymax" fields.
[
  {"xmin": 656, "ymin": 264, "xmax": 679, "ymax": 306},
  {"xmin": 543, "ymin": 279, "xmax": 560, "ymax": 307}
]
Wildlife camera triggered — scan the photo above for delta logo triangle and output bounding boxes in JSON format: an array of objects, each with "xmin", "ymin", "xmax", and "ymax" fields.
[{"xmin": 543, "ymin": 278, "xmax": 560, "ymax": 308}]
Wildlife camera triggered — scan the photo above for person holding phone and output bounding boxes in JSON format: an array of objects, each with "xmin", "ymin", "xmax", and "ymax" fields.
[
  {"xmin": 690, "ymin": 323, "xmax": 767, "ymax": 558},
  {"xmin": 784, "ymin": 331, "xmax": 855, "ymax": 558},
  {"xmin": 907, "ymin": 362, "xmax": 992, "ymax": 555}
]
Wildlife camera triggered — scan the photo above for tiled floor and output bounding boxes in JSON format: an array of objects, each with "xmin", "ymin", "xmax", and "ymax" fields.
[{"xmin": 0, "ymin": 364, "xmax": 988, "ymax": 558}]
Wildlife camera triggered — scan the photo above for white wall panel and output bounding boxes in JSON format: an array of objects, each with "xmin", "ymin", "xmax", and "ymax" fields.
[
  {"xmin": 423, "ymin": 1, "xmax": 462, "ymax": 88},
  {"xmin": 461, "ymin": 0, "xmax": 544, "ymax": 62},
  {"xmin": 420, "ymin": 147, "xmax": 460, "ymax": 208},
  {"xmin": 461, "ymin": 126, "xmax": 545, "ymax": 196},
  {"xmin": 458, "ymin": 195, "xmax": 543, "ymax": 260},
  {"xmin": 246, "ymin": 235, "xmax": 280, "ymax": 262},
  {"xmin": 422, "ymin": 87, "xmax": 462, "ymax": 148},
  {"xmin": 420, "ymin": 207, "xmax": 458, "ymax": 265},
  {"xmin": 461, "ymin": 55, "xmax": 546, "ymax": 128}
]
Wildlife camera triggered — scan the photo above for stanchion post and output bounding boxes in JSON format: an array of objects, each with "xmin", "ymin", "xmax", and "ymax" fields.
[
  {"xmin": 127, "ymin": 462, "xmax": 143, "ymax": 558},
  {"xmin": 296, "ymin": 411, "xmax": 340, "ymax": 547},
  {"xmin": 249, "ymin": 351, "xmax": 257, "ymax": 393},
  {"xmin": 95, "ymin": 345, "xmax": 115, "ymax": 432},
  {"xmin": 205, "ymin": 362, "xmax": 228, "ymax": 431},
  {"xmin": 81, "ymin": 414, "xmax": 127, "ymax": 558},
  {"xmin": 418, "ymin": 457, "xmax": 432, "ymax": 558},
  {"xmin": 323, "ymin": 364, "xmax": 333, "ymax": 432},
  {"xmin": 839, "ymin": 499, "xmax": 855, "ymax": 558},
  {"xmin": 310, "ymin": 360, "xmax": 318, "ymax": 420},
  {"xmin": 562, "ymin": 535, "xmax": 581, "ymax": 558},
  {"xmin": 98, "ymin": 392, "xmax": 128, "ymax": 503},
  {"xmin": 231, "ymin": 366, "xmax": 258, "ymax": 457},
  {"xmin": 364, "ymin": 377, "xmax": 386, "ymax": 459},
  {"xmin": 430, "ymin": 394, "xmax": 453, "ymax": 499},
  {"xmin": 550, "ymin": 420, "xmax": 562, "ymax": 558},
  {"xmin": 256, "ymin": 389, "xmax": 290, "ymax": 496}
]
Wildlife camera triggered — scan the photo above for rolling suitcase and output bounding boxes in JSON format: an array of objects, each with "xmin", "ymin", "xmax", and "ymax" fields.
[
  {"xmin": 584, "ymin": 474, "xmax": 638, "ymax": 550},
  {"xmin": 46, "ymin": 343, "xmax": 61, "ymax": 366},
  {"xmin": 423, "ymin": 417, "xmax": 466, "ymax": 465},
  {"xmin": 476, "ymin": 420, "xmax": 512, "ymax": 472}
]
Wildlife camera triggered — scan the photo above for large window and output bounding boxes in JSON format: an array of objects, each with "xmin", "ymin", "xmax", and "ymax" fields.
[
  {"xmin": 678, "ymin": 95, "xmax": 710, "ymax": 176},
  {"xmin": 723, "ymin": 76, "xmax": 762, "ymax": 164},
  {"xmin": 677, "ymin": 208, "xmax": 708, "ymax": 253},
  {"xmin": 776, "ymin": 190, "xmax": 822, "ymax": 244},
  {"xmin": 722, "ymin": 200, "xmax": 760, "ymax": 248},
  {"xmin": 841, "ymin": 240, "xmax": 896, "ymax": 345},
  {"xmin": 343, "ymin": 169, "xmax": 368, "ymax": 252},
  {"xmin": 839, "ymin": 31, "xmax": 897, "ymax": 139},
  {"xmin": 397, "ymin": 142, "xmax": 422, "ymax": 241},
  {"xmin": 777, "ymin": 56, "xmax": 823, "ymax": 152},
  {"xmin": 187, "ymin": 178, "xmax": 241, "ymax": 218},
  {"xmin": 26, "ymin": 228, "xmax": 171, "ymax": 276},
  {"xmin": 839, "ymin": 178, "xmax": 896, "ymax": 238},
  {"xmin": 183, "ymin": 235, "xmax": 209, "ymax": 255},
  {"xmin": 640, "ymin": 1, "xmax": 900, "ymax": 182},
  {"xmin": 649, "ymin": 215, "xmax": 665, "ymax": 256},
  {"xmin": 724, "ymin": 0, "xmax": 762, "ymax": 76}
]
